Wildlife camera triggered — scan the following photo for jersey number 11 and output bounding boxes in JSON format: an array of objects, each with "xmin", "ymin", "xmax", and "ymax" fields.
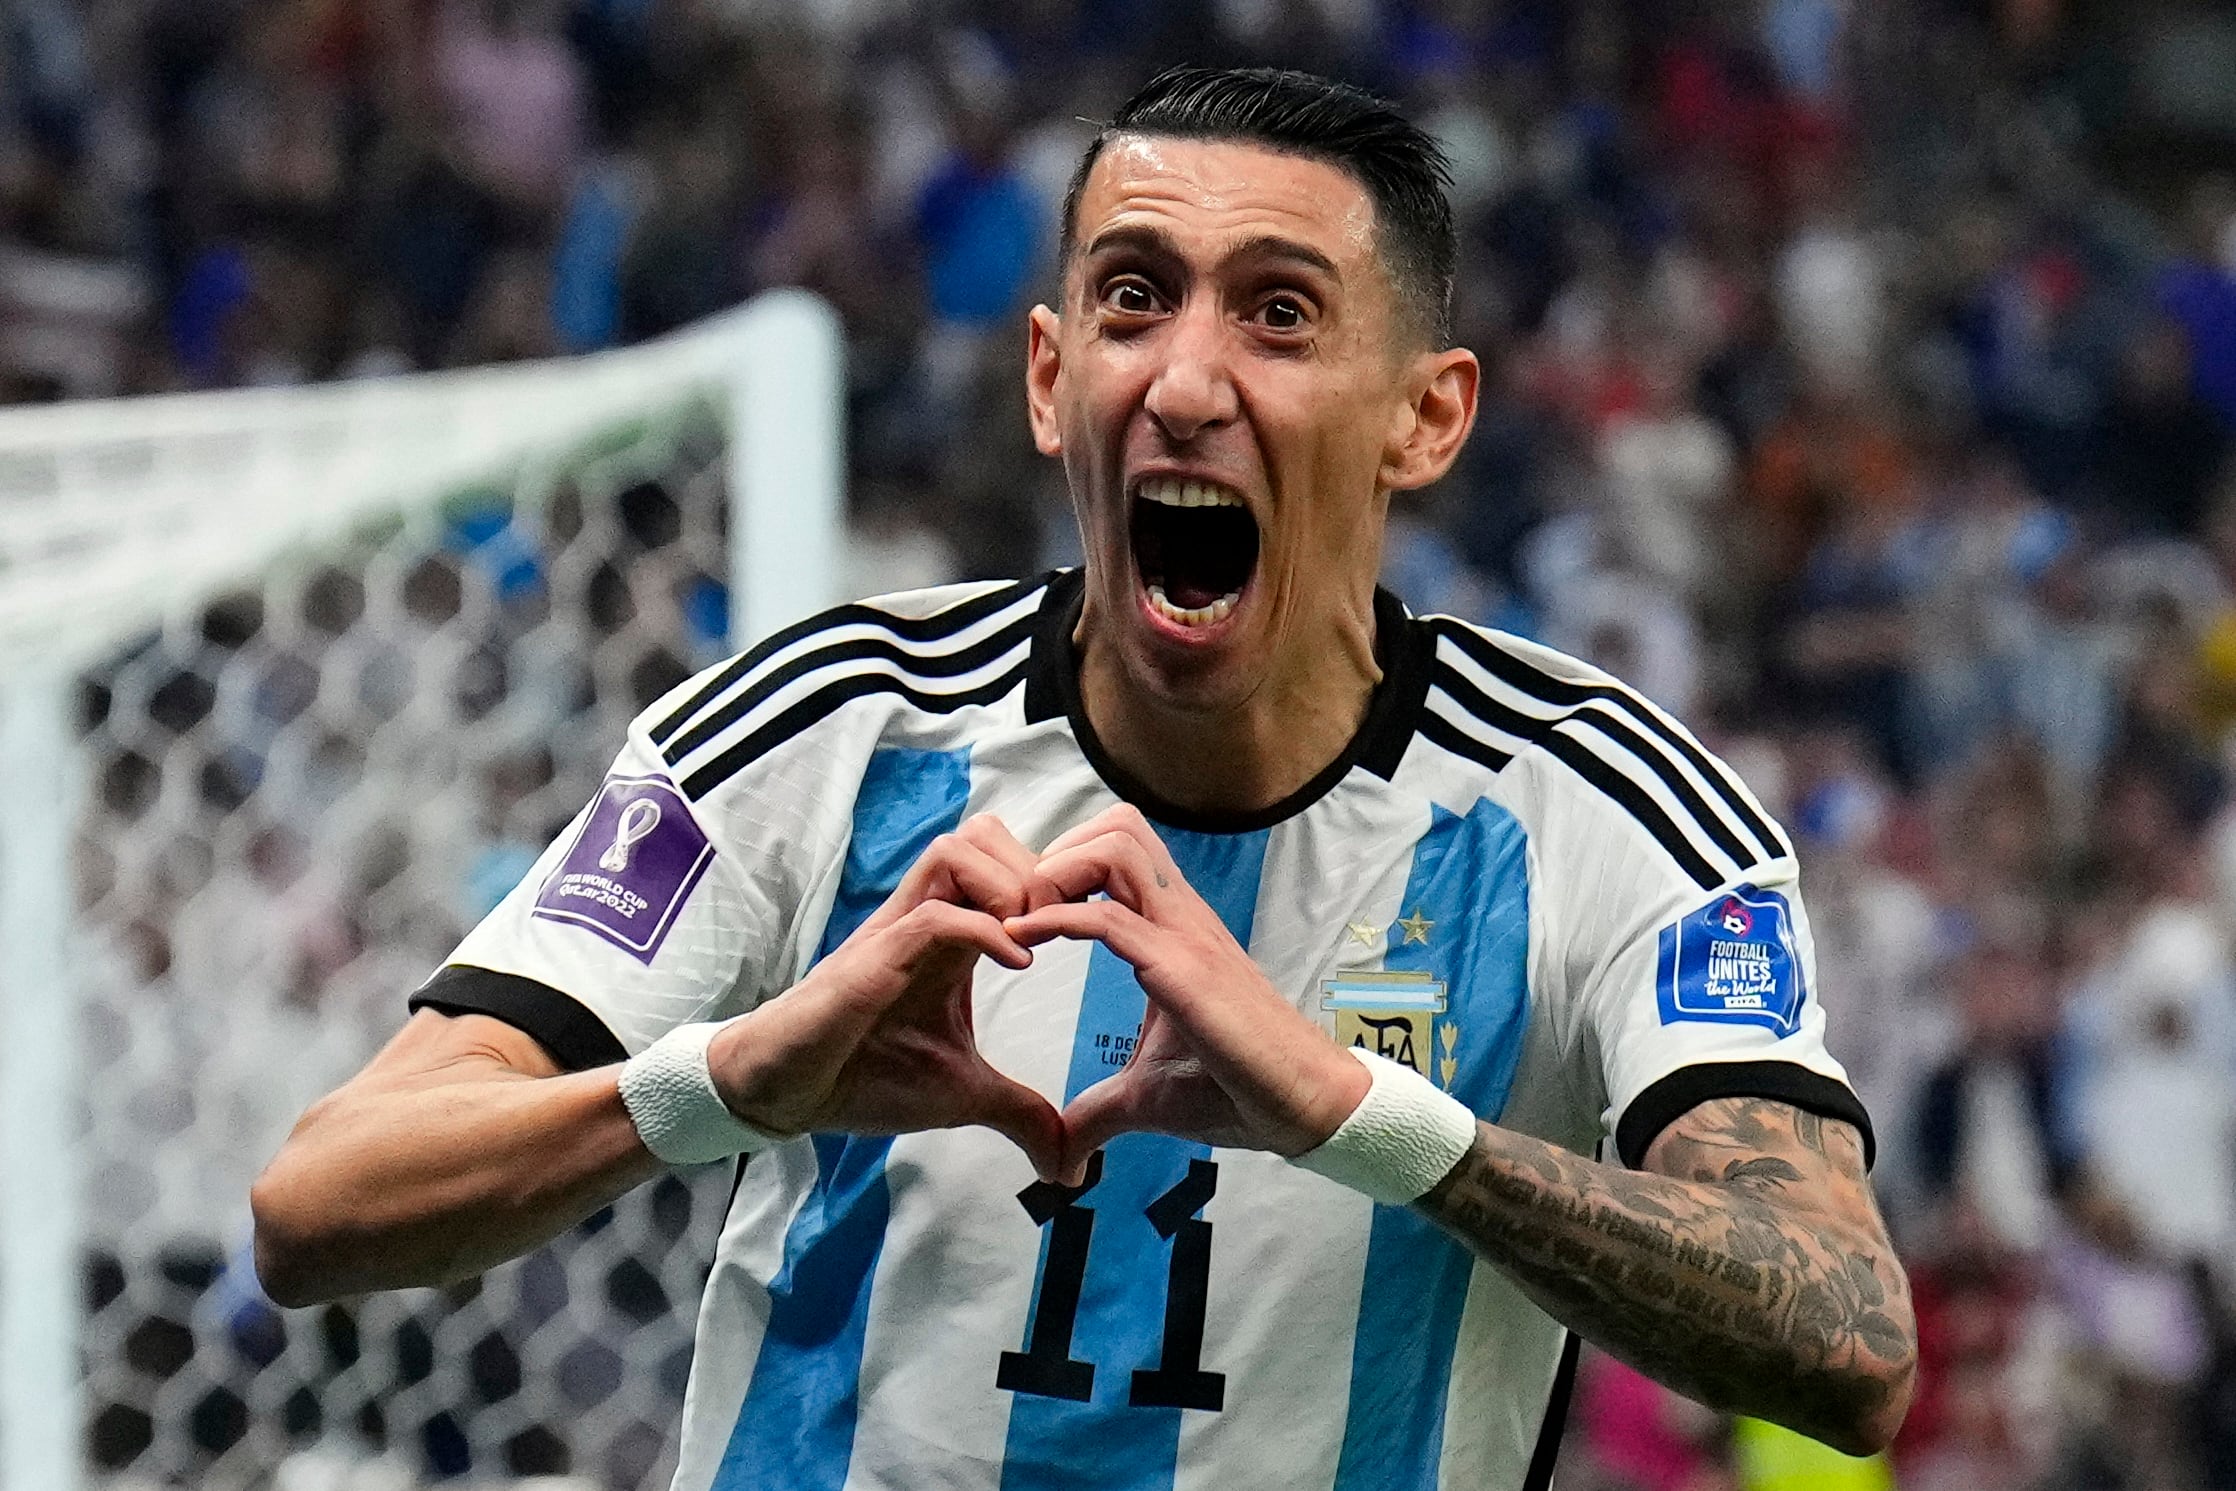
[{"xmin": 997, "ymin": 1155, "xmax": 1226, "ymax": 1412}]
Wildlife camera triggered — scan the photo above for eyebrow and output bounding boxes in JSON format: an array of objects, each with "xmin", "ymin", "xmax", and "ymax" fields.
[
  {"xmin": 1227, "ymin": 233, "xmax": 1342, "ymax": 280},
  {"xmin": 1080, "ymin": 224, "xmax": 1343, "ymax": 282}
]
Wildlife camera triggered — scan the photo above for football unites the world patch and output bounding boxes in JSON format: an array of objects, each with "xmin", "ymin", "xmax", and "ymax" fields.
[
  {"xmin": 1656, "ymin": 883, "xmax": 1806, "ymax": 1036},
  {"xmin": 532, "ymin": 775, "xmax": 714, "ymax": 964}
]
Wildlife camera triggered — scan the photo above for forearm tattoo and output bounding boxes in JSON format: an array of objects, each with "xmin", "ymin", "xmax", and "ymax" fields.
[{"xmin": 1415, "ymin": 1097, "xmax": 1914, "ymax": 1449}]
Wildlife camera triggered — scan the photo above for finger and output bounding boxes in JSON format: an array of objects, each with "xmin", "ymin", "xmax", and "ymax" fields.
[
  {"xmin": 958, "ymin": 814, "xmax": 1066, "ymax": 913},
  {"xmin": 1035, "ymin": 832, "xmax": 1163, "ymax": 910},
  {"xmin": 898, "ymin": 898, "xmax": 1034, "ymax": 971},
  {"xmin": 1038, "ymin": 801, "xmax": 1160, "ymax": 860},
  {"xmin": 925, "ymin": 840, "xmax": 1038, "ymax": 920},
  {"xmin": 1042, "ymin": 824, "xmax": 1187, "ymax": 917},
  {"xmin": 871, "ymin": 834, "xmax": 1032, "ymax": 928},
  {"xmin": 964, "ymin": 1066, "xmax": 1067, "ymax": 1183},
  {"xmin": 1059, "ymin": 1073, "xmax": 1145, "ymax": 1180},
  {"xmin": 956, "ymin": 813, "xmax": 1035, "ymax": 874},
  {"xmin": 1001, "ymin": 899, "xmax": 1157, "ymax": 964}
]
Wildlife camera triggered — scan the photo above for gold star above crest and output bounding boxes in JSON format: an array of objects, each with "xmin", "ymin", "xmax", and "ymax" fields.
[
  {"xmin": 1345, "ymin": 921, "xmax": 1381, "ymax": 948},
  {"xmin": 1398, "ymin": 908, "xmax": 1435, "ymax": 945}
]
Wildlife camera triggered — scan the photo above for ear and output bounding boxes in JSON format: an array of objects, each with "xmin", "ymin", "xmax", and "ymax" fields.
[
  {"xmin": 1379, "ymin": 347, "xmax": 1480, "ymax": 493},
  {"xmin": 1025, "ymin": 303, "xmax": 1064, "ymax": 457}
]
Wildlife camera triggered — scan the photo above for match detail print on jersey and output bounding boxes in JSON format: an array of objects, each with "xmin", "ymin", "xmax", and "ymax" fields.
[
  {"xmin": 1655, "ymin": 883, "xmax": 1806, "ymax": 1036},
  {"xmin": 530, "ymin": 775, "xmax": 715, "ymax": 963}
]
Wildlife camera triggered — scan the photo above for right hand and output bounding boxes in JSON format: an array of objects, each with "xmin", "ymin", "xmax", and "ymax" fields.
[{"xmin": 706, "ymin": 814, "xmax": 1067, "ymax": 1179}]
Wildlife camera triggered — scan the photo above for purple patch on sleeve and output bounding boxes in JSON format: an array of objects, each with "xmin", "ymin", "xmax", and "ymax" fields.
[{"xmin": 531, "ymin": 776, "xmax": 715, "ymax": 964}]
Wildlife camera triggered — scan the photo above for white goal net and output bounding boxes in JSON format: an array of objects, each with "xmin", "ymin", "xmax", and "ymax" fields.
[{"xmin": 0, "ymin": 292, "xmax": 843, "ymax": 1491}]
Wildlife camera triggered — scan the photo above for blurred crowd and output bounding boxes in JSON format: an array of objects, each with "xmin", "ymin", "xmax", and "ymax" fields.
[{"xmin": 15, "ymin": 0, "xmax": 2236, "ymax": 1488}]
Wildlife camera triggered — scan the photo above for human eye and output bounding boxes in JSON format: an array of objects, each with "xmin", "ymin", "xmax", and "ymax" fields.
[
  {"xmin": 1250, "ymin": 291, "xmax": 1316, "ymax": 336},
  {"xmin": 1100, "ymin": 276, "xmax": 1162, "ymax": 316}
]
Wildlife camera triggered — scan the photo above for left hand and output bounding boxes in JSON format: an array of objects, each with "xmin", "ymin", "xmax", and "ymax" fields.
[{"xmin": 1002, "ymin": 805, "xmax": 1372, "ymax": 1183}]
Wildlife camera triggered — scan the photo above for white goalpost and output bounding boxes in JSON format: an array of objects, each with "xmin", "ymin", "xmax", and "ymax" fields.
[{"xmin": 0, "ymin": 290, "xmax": 844, "ymax": 1491}]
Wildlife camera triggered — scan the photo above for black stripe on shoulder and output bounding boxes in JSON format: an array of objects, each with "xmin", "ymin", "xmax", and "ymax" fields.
[
  {"xmin": 678, "ymin": 655, "xmax": 1031, "ymax": 800},
  {"xmin": 408, "ymin": 965, "xmax": 627, "ymax": 1072},
  {"xmin": 1430, "ymin": 664, "xmax": 1725, "ymax": 890},
  {"xmin": 1432, "ymin": 621, "xmax": 1790, "ymax": 864},
  {"xmin": 649, "ymin": 578, "xmax": 1045, "ymax": 748},
  {"xmin": 661, "ymin": 608, "xmax": 1038, "ymax": 766},
  {"xmin": 1520, "ymin": 1333, "xmax": 1580, "ymax": 1491},
  {"xmin": 1417, "ymin": 707, "xmax": 1514, "ymax": 773},
  {"xmin": 1615, "ymin": 1061, "xmax": 1876, "ymax": 1171}
]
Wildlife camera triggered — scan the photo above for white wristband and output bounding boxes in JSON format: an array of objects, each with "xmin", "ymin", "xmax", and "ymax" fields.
[
  {"xmin": 1290, "ymin": 1048, "xmax": 1479, "ymax": 1204},
  {"xmin": 617, "ymin": 1022, "xmax": 786, "ymax": 1166}
]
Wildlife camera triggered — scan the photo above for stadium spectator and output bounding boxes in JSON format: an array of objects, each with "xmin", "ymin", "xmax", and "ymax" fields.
[
  {"xmin": 26, "ymin": 2, "xmax": 2236, "ymax": 1484},
  {"xmin": 1911, "ymin": 937, "xmax": 2074, "ymax": 1256},
  {"xmin": 2092, "ymin": 317, "xmax": 2230, "ymax": 540}
]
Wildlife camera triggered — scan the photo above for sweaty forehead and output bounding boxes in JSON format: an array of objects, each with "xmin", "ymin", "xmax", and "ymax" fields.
[{"xmin": 1071, "ymin": 136, "xmax": 1381, "ymax": 272}]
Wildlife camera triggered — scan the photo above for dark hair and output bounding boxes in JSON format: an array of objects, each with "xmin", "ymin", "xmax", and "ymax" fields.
[{"xmin": 1060, "ymin": 67, "xmax": 1457, "ymax": 347}]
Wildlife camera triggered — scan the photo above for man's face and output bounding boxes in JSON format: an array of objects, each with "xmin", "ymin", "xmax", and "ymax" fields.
[{"xmin": 1027, "ymin": 136, "xmax": 1475, "ymax": 715}]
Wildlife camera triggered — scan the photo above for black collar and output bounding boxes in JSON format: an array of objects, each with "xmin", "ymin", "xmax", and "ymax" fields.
[{"xmin": 1022, "ymin": 568, "xmax": 1432, "ymax": 834}]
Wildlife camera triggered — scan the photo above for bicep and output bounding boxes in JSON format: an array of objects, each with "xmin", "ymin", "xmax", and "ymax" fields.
[
  {"xmin": 1640, "ymin": 1096, "xmax": 1881, "ymax": 1232},
  {"xmin": 352, "ymin": 1009, "xmax": 570, "ymax": 1091},
  {"xmin": 276, "ymin": 1007, "xmax": 571, "ymax": 1154}
]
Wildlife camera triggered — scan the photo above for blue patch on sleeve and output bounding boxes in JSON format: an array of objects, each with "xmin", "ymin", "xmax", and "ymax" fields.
[{"xmin": 1656, "ymin": 884, "xmax": 1806, "ymax": 1036}]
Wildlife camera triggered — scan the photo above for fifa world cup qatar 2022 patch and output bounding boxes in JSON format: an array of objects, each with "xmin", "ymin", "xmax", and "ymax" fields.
[
  {"xmin": 1656, "ymin": 883, "xmax": 1806, "ymax": 1036},
  {"xmin": 532, "ymin": 776, "xmax": 714, "ymax": 964}
]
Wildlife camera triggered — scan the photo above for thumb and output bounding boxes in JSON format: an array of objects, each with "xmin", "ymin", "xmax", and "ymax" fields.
[
  {"xmin": 964, "ymin": 1065, "xmax": 1067, "ymax": 1183},
  {"xmin": 1058, "ymin": 1073, "xmax": 1143, "ymax": 1183}
]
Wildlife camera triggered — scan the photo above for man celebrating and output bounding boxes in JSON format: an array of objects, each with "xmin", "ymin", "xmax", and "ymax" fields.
[{"xmin": 254, "ymin": 68, "xmax": 1914, "ymax": 1490}]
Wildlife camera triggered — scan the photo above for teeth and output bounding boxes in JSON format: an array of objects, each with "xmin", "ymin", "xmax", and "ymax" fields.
[
  {"xmin": 1147, "ymin": 584, "xmax": 1240, "ymax": 627},
  {"xmin": 1138, "ymin": 477, "xmax": 1244, "ymax": 509}
]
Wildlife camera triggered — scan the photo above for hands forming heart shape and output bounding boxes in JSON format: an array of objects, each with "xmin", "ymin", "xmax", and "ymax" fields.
[{"xmin": 705, "ymin": 805, "xmax": 1370, "ymax": 1184}]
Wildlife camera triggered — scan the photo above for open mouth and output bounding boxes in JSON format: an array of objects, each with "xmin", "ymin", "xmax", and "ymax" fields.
[{"xmin": 1130, "ymin": 477, "xmax": 1260, "ymax": 629}]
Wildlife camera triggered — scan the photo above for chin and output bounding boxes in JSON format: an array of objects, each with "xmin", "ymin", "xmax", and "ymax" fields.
[{"xmin": 1113, "ymin": 622, "xmax": 1268, "ymax": 717}]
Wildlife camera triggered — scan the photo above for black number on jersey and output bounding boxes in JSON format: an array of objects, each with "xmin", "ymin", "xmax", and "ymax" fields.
[
  {"xmin": 999, "ymin": 1155, "xmax": 1226, "ymax": 1412},
  {"xmin": 997, "ymin": 1152, "xmax": 1104, "ymax": 1401},
  {"xmin": 1129, "ymin": 1159, "xmax": 1225, "ymax": 1410}
]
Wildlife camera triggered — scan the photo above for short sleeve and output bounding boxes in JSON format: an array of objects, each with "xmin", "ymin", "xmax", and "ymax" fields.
[
  {"xmin": 1584, "ymin": 855, "xmax": 1872, "ymax": 1168},
  {"xmin": 1531, "ymin": 783, "xmax": 1872, "ymax": 1170},
  {"xmin": 410, "ymin": 718, "xmax": 844, "ymax": 1069},
  {"xmin": 410, "ymin": 577, "xmax": 1055, "ymax": 1068}
]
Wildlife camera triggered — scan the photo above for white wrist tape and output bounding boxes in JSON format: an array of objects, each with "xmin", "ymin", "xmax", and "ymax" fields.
[
  {"xmin": 617, "ymin": 1022, "xmax": 786, "ymax": 1166},
  {"xmin": 1290, "ymin": 1048, "xmax": 1478, "ymax": 1204}
]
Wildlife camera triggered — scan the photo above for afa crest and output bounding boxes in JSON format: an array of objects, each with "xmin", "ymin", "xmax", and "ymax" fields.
[{"xmin": 1320, "ymin": 971, "xmax": 1456, "ymax": 1089}]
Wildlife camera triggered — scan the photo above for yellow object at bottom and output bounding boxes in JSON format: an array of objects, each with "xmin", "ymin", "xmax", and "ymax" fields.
[{"xmin": 1731, "ymin": 1418, "xmax": 1896, "ymax": 1491}]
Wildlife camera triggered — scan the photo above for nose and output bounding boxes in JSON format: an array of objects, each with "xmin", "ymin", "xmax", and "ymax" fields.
[{"xmin": 1142, "ymin": 300, "xmax": 1239, "ymax": 444}]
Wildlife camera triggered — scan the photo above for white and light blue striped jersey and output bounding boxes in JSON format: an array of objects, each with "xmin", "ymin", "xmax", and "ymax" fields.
[{"xmin": 414, "ymin": 571, "xmax": 1872, "ymax": 1491}]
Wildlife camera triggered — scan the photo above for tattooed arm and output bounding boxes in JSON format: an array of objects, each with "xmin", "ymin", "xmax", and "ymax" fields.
[{"xmin": 1415, "ymin": 1097, "xmax": 1916, "ymax": 1455}]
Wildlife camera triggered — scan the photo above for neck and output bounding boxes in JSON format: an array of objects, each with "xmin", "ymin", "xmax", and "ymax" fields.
[{"xmin": 1075, "ymin": 588, "xmax": 1384, "ymax": 819}]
